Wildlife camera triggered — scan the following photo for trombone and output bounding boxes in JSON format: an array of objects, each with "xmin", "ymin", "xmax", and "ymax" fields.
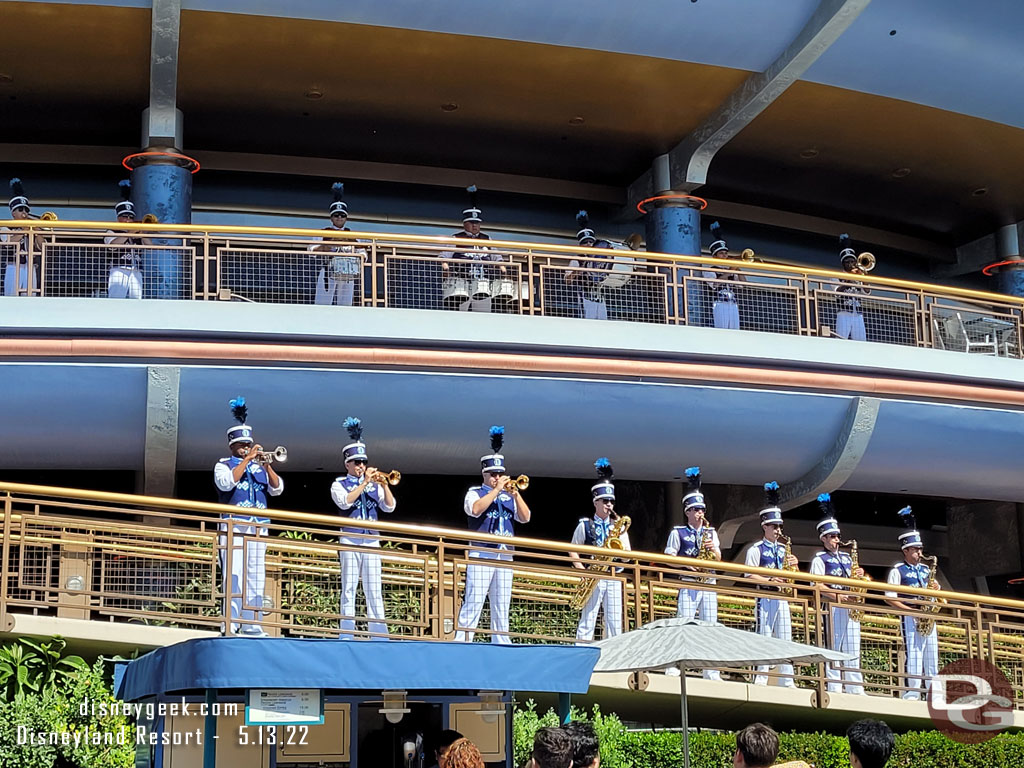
[
  {"xmin": 28, "ymin": 211, "xmax": 58, "ymax": 221},
  {"xmin": 856, "ymin": 252, "xmax": 876, "ymax": 272},
  {"xmin": 368, "ymin": 469, "xmax": 401, "ymax": 486}
]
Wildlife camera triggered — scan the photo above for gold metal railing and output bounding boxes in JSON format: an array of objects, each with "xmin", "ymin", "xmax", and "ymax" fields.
[
  {"xmin": 1, "ymin": 220, "xmax": 1020, "ymax": 356},
  {"xmin": 3, "ymin": 482, "xmax": 1024, "ymax": 706}
]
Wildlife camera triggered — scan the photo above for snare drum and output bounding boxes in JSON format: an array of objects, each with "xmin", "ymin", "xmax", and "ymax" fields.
[
  {"xmin": 442, "ymin": 277, "xmax": 470, "ymax": 309},
  {"xmin": 490, "ymin": 278, "xmax": 517, "ymax": 302},
  {"xmin": 601, "ymin": 254, "xmax": 635, "ymax": 288},
  {"xmin": 471, "ymin": 278, "xmax": 492, "ymax": 301},
  {"xmin": 329, "ymin": 255, "xmax": 361, "ymax": 280}
]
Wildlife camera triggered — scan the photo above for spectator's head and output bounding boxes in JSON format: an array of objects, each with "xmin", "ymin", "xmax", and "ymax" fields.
[
  {"xmin": 529, "ymin": 727, "xmax": 574, "ymax": 768},
  {"xmin": 434, "ymin": 729, "xmax": 464, "ymax": 766},
  {"xmin": 441, "ymin": 737, "xmax": 483, "ymax": 768},
  {"xmin": 733, "ymin": 723, "xmax": 779, "ymax": 768},
  {"xmin": 847, "ymin": 719, "xmax": 894, "ymax": 768},
  {"xmin": 563, "ymin": 721, "xmax": 600, "ymax": 768}
]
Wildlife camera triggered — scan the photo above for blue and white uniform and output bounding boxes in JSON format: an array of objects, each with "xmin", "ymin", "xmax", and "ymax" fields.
[
  {"xmin": 700, "ymin": 268, "xmax": 741, "ymax": 329},
  {"xmin": 886, "ymin": 560, "xmax": 939, "ymax": 700},
  {"xmin": 310, "ymin": 224, "xmax": 364, "ymax": 306},
  {"xmin": 744, "ymin": 538, "xmax": 796, "ymax": 687},
  {"xmin": 213, "ymin": 455, "xmax": 283, "ymax": 635},
  {"xmin": 810, "ymin": 548, "xmax": 864, "ymax": 694},
  {"xmin": 568, "ymin": 240, "xmax": 614, "ymax": 320},
  {"xmin": 835, "ymin": 280, "xmax": 868, "ymax": 341},
  {"xmin": 331, "ymin": 473, "xmax": 396, "ymax": 638},
  {"xmin": 665, "ymin": 523, "xmax": 722, "ymax": 680},
  {"xmin": 455, "ymin": 483, "xmax": 526, "ymax": 643},
  {"xmin": 104, "ymin": 231, "xmax": 144, "ymax": 299},
  {"xmin": 573, "ymin": 515, "xmax": 630, "ymax": 641}
]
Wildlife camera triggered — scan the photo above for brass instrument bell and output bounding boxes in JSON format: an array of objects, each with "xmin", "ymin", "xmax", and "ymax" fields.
[
  {"xmin": 256, "ymin": 445, "xmax": 288, "ymax": 464},
  {"xmin": 856, "ymin": 251, "xmax": 875, "ymax": 272},
  {"xmin": 507, "ymin": 474, "xmax": 529, "ymax": 491},
  {"xmin": 740, "ymin": 248, "xmax": 757, "ymax": 262},
  {"xmin": 370, "ymin": 469, "xmax": 402, "ymax": 486},
  {"xmin": 29, "ymin": 211, "xmax": 58, "ymax": 220},
  {"xmin": 142, "ymin": 213, "xmax": 159, "ymax": 224}
]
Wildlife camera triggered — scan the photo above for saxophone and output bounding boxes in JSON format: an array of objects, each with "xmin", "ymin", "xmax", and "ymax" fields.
[
  {"xmin": 914, "ymin": 554, "xmax": 942, "ymax": 635},
  {"xmin": 569, "ymin": 515, "xmax": 632, "ymax": 611},
  {"xmin": 696, "ymin": 517, "xmax": 717, "ymax": 583},
  {"xmin": 777, "ymin": 532, "xmax": 799, "ymax": 597},
  {"xmin": 839, "ymin": 539, "xmax": 870, "ymax": 621}
]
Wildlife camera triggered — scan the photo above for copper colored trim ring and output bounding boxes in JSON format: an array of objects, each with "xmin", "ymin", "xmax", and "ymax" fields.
[{"xmin": 0, "ymin": 338, "xmax": 1023, "ymax": 407}]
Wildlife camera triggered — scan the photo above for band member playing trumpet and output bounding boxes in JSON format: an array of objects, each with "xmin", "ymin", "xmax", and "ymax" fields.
[
  {"xmin": 664, "ymin": 466, "xmax": 722, "ymax": 680},
  {"xmin": 884, "ymin": 507, "xmax": 941, "ymax": 700},
  {"xmin": 570, "ymin": 458, "xmax": 631, "ymax": 642},
  {"xmin": 834, "ymin": 234, "xmax": 871, "ymax": 341},
  {"xmin": 332, "ymin": 416, "xmax": 396, "ymax": 639},
  {"xmin": 455, "ymin": 426, "xmax": 531, "ymax": 643},
  {"xmin": 701, "ymin": 221, "xmax": 746, "ymax": 330},
  {"xmin": 310, "ymin": 182, "xmax": 363, "ymax": 306},
  {"xmin": 566, "ymin": 210, "xmax": 614, "ymax": 320},
  {"xmin": 743, "ymin": 482, "xmax": 799, "ymax": 687},
  {"xmin": 809, "ymin": 494, "xmax": 865, "ymax": 694},
  {"xmin": 2, "ymin": 178, "xmax": 40, "ymax": 296},
  {"xmin": 103, "ymin": 179, "xmax": 153, "ymax": 299},
  {"xmin": 213, "ymin": 396, "xmax": 283, "ymax": 637}
]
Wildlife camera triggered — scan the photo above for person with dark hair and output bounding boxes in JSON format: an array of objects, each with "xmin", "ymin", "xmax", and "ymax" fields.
[
  {"xmin": 846, "ymin": 719, "xmax": 894, "ymax": 768},
  {"xmin": 429, "ymin": 729, "xmax": 464, "ymax": 768},
  {"xmin": 733, "ymin": 723, "xmax": 779, "ymax": 768},
  {"xmin": 528, "ymin": 727, "xmax": 574, "ymax": 768},
  {"xmin": 563, "ymin": 721, "xmax": 599, "ymax": 768}
]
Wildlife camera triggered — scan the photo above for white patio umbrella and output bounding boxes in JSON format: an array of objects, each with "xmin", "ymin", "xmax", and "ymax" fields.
[{"xmin": 594, "ymin": 618, "xmax": 854, "ymax": 768}]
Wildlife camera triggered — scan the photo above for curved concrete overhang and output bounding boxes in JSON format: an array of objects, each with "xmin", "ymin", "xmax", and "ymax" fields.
[{"xmin": 1, "ymin": 299, "xmax": 1022, "ymax": 502}]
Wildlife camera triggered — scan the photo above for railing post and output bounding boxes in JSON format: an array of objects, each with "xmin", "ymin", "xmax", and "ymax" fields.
[{"xmin": 0, "ymin": 493, "xmax": 11, "ymax": 631}]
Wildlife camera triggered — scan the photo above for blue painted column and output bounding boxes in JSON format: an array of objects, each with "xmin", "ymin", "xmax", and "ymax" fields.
[
  {"xmin": 644, "ymin": 199, "xmax": 701, "ymax": 257},
  {"xmin": 996, "ymin": 264, "xmax": 1024, "ymax": 297},
  {"xmin": 131, "ymin": 158, "xmax": 193, "ymax": 299}
]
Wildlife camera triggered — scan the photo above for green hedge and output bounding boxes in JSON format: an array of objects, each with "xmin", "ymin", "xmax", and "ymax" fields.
[{"xmin": 513, "ymin": 700, "xmax": 1024, "ymax": 768}]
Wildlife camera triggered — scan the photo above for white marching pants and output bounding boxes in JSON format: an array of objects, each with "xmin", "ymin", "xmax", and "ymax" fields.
[
  {"xmin": 108, "ymin": 266, "xmax": 143, "ymax": 299},
  {"xmin": 836, "ymin": 311, "xmax": 866, "ymax": 341},
  {"xmin": 455, "ymin": 559, "xmax": 512, "ymax": 644},
  {"xmin": 754, "ymin": 597, "xmax": 796, "ymax": 686},
  {"xmin": 712, "ymin": 301, "xmax": 740, "ymax": 329},
  {"xmin": 825, "ymin": 605, "xmax": 864, "ymax": 694},
  {"xmin": 677, "ymin": 586, "xmax": 721, "ymax": 680},
  {"xmin": 901, "ymin": 614, "xmax": 939, "ymax": 700},
  {"xmin": 218, "ymin": 520, "xmax": 267, "ymax": 634},
  {"xmin": 338, "ymin": 548, "xmax": 388, "ymax": 639},
  {"xmin": 576, "ymin": 578, "xmax": 622, "ymax": 642},
  {"xmin": 315, "ymin": 269, "xmax": 355, "ymax": 306},
  {"xmin": 459, "ymin": 297, "xmax": 493, "ymax": 312},
  {"xmin": 4, "ymin": 263, "xmax": 37, "ymax": 296},
  {"xmin": 581, "ymin": 298, "xmax": 608, "ymax": 320}
]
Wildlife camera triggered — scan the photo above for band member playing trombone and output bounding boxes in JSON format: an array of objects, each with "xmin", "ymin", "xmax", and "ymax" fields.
[
  {"xmin": 2, "ymin": 178, "xmax": 40, "ymax": 296},
  {"xmin": 332, "ymin": 416, "xmax": 396, "ymax": 639},
  {"xmin": 809, "ymin": 494, "xmax": 865, "ymax": 694},
  {"xmin": 701, "ymin": 221, "xmax": 746, "ymax": 330},
  {"xmin": 664, "ymin": 466, "xmax": 721, "ymax": 680},
  {"xmin": 743, "ymin": 482, "xmax": 799, "ymax": 687},
  {"xmin": 455, "ymin": 426, "xmax": 531, "ymax": 643},
  {"xmin": 566, "ymin": 210, "xmax": 615, "ymax": 320},
  {"xmin": 834, "ymin": 234, "xmax": 871, "ymax": 341},
  {"xmin": 213, "ymin": 396, "xmax": 283, "ymax": 637},
  {"xmin": 884, "ymin": 507, "xmax": 941, "ymax": 700},
  {"xmin": 570, "ymin": 458, "xmax": 631, "ymax": 642},
  {"xmin": 104, "ymin": 180, "xmax": 153, "ymax": 299}
]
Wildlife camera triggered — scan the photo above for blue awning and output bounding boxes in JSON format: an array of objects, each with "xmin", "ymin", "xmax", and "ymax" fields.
[{"xmin": 118, "ymin": 638, "xmax": 599, "ymax": 701}]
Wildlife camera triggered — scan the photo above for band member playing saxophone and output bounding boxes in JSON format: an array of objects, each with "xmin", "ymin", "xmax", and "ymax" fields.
[
  {"xmin": 570, "ymin": 458, "xmax": 631, "ymax": 642},
  {"xmin": 332, "ymin": 417, "xmax": 396, "ymax": 639},
  {"xmin": 743, "ymin": 482, "xmax": 799, "ymax": 687},
  {"xmin": 664, "ymin": 466, "xmax": 722, "ymax": 680}
]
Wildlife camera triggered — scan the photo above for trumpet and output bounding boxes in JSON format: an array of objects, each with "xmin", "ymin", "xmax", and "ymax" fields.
[
  {"xmin": 255, "ymin": 445, "xmax": 288, "ymax": 464},
  {"xmin": 856, "ymin": 251, "xmax": 875, "ymax": 272},
  {"xmin": 369, "ymin": 469, "xmax": 401, "ymax": 486},
  {"xmin": 29, "ymin": 211, "xmax": 58, "ymax": 220},
  {"xmin": 505, "ymin": 474, "xmax": 529, "ymax": 492},
  {"xmin": 141, "ymin": 213, "xmax": 159, "ymax": 224}
]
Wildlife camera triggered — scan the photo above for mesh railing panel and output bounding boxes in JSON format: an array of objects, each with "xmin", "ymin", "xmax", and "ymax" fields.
[
  {"xmin": 929, "ymin": 303, "xmax": 1021, "ymax": 357},
  {"xmin": 385, "ymin": 254, "xmax": 523, "ymax": 314},
  {"xmin": 217, "ymin": 247, "xmax": 366, "ymax": 305},
  {"xmin": 683, "ymin": 274, "xmax": 801, "ymax": 333},
  {"xmin": 41, "ymin": 242, "xmax": 194, "ymax": 299},
  {"xmin": 813, "ymin": 288, "xmax": 918, "ymax": 345},
  {"xmin": 539, "ymin": 262, "xmax": 667, "ymax": 323}
]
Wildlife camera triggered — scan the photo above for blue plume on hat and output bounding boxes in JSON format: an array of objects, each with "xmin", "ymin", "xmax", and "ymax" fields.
[
  {"xmin": 576, "ymin": 210, "xmax": 590, "ymax": 228},
  {"xmin": 489, "ymin": 425, "xmax": 504, "ymax": 452},
  {"xmin": 466, "ymin": 184, "xmax": 478, "ymax": 206},
  {"xmin": 685, "ymin": 466, "xmax": 701, "ymax": 493},
  {"xmin": 119, "ymin": 179, "xmax": 131, "ymax": 200},
  {"xmin": 229, "ymin": 396, "xmax": 247, "ymax": 424},
  {"xmin": 594, "ymin": 457, "xmax": 614, "ymax": 481},
  {"xmin": 343, "ymin": 416, "xmax": 362, "ymax": 442},
  {"xmin": 9, "ymin": 178, "xmax": 24, "ymax": 197},
  {"xmin": 897, "ymin": 505, "xmax": 916, "ymax": 529},
  {"xmin": 839, "ymin": 233, "xmax": 851, "ymax": 247},
  {"xmin": 817, "ymin": 492, "xmax": 833, "ymax": 511},
  {"xmin": 710, "ymin": 221, "xmax": 721, "ymax": 237},
  {"xmin": 332, "ymin": 181, "xmax": 344, "ymax": 200},
  {"xmin": 763, "ymin": 481, "xmax": 780, "ymax": 506}
]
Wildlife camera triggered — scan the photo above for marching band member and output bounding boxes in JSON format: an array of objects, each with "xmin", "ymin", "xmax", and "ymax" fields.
[
  {"xmin": 103, "ymin": 179, "xmax": 152, "ymax": 299},
  {"xmin": 569, "ymin": 458, "xmax": 630, "ymax": 642},
  {"xmin": 701, "ymin": 221, "xmax": 746, "ymax": 330},
  {"xmin": 743, "ymin": 481, "xmax": 799, "ymax": 687},
  {"xmin": 809, "ymin": 493, "xmax": 865, "ymax": 694},
  {"xmin": 2, "ymin": 178, "xmax": 38, "ymax": 296},
  {"xmin": 566, "ymin": 210, "xmax": 614, "ymax": 320},
  {"xmin": 213, "ymin": 396, "xmax": 283, "ymax": 636},
  {"xmin": 834, "ymin": 234, "xmax": 870, "ymax": 341},
  {"xmin": 884, "ymin": 507, "xmax": 941, "ymax": 700},
  {"xmin": 664, "ymin": 466, "xmax": 722, "ymax": 680},
  {"xmin": 443, "ymin": 185, "xmax": 504, "ymax": 312},
  {"xmin": 310, "ymin": 182, "xmax": 361, "ymax": 306},
  {"xmin": 455, "ymin": 426, "xmax": 531, "ymax": 643},
  {"xmin": 331, "ymin": 416, "xmax": 396, "ymax": 639}
]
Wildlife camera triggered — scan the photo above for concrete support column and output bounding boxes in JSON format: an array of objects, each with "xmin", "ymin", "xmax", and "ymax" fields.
[
  {"xmin": 131, "ymin": 156, "xmax": 193, "ymax": 299},
  {"xmin": 643, "ymin": 198, "xmax": 702, "ymax": 256},
  {"xmin": 994, "ymin": 223, "xmax": 1024, "ymax": 296}
]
